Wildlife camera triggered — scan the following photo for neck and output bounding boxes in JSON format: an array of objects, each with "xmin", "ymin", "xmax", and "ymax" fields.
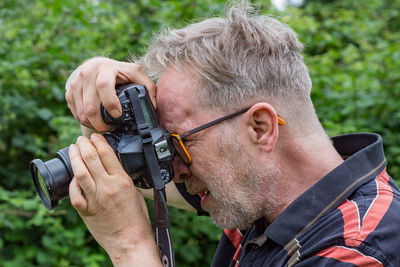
[{"xmin": 264, "ymin": 132, "xmax": 344, "ymax": 223}]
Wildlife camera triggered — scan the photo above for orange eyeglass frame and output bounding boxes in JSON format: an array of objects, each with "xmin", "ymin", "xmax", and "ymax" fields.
[{"xmin": 170, "ymin": 107, "xmax": 285, "ymax": 165}]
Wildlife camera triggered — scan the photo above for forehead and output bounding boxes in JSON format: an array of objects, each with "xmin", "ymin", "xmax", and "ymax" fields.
[{"xmin": 156, "ymin": 68, "xmax": 199, "ymax": 132}]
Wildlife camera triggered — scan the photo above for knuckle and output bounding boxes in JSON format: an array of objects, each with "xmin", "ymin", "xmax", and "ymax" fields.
[
  {"xmin": 78, "ymin": 68, "xmax": 88, "ymax": 80},
  {"xmin": 82, "ymin": 149, "xmax": 98, "ymax": 162},
  {"xmin": 65, "ymin": 91, "xmax": 72, "ymax": 103},
  {"xmin": 102, "ymin": 97, "xmax": 118, "ymax": 110},
  {"xmin": 71, "ymin": 198, "xmax": 85, "ymax": 211},
  {"xmin": 74, "ymin": 169, "xmax": 87, "ymax": 180},
  {"xmin": 96, "ymin": 78, "xmax": 113, "ymax": 91},
  {"xmin": 68, "ymin": 79, "xmax": 80, "ymax": 91},
  {"xmin": 91, "ymin": 56, "xmax": 108, "ymax": 63},
  {"xmin": 103, "ymin": 187, "xmax": 117, "ymax": 198},
  {"xmin": 79, "ymin": 115, "xmax": 90, "ymax": 128},
  {"xmin": 96, "ymin": 145, "xmax": 110, "ymax": 157},
  {"xmin": 84, "ymin": 103, "xmax": 97, "ymax": 117},
  {"xmin": 66, "ymin": 101, "xmax": 75, "ymax": 114},
  {"xmin": 70, "ymin": 197, "xmax": 80, "ymax": 207},
  {"xmin": 120, "ymin": 178, "xmax": 133, "ymax": 189}
]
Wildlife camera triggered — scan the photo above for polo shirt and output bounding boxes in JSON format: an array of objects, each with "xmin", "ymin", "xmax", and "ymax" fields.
[{"xmin": 175, "ymin": 133, "xmax": 400, "ymax": 266}]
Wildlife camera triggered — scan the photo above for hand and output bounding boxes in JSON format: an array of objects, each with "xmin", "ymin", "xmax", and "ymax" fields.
[
  {"xmin": 69, "ymin": 133, "xmax": 161, "ymax": 266},
  {"xmin": 65, "ymin": 57, "xmax": 156, "ymax": 132}
]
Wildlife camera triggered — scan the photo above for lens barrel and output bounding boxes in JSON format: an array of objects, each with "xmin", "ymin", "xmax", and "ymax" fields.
[{"xmin": 30, "ymin": 147, "xmax": 73, "ymax": 210}]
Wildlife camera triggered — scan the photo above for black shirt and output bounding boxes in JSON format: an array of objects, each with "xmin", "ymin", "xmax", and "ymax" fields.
[{"xmin": 176, "ymin": 133, "xmax": 400, "ymax": 266}]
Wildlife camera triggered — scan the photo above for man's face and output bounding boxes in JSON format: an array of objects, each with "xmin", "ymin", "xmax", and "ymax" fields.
[{"xmin": 156, "ymin": 68, "xmax": 281, "ymax": 229}]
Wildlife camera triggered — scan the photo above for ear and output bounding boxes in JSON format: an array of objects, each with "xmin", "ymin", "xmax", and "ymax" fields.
[{"xmin": 244, "ymin": 103, "xmax": 280, "ymax": 153}]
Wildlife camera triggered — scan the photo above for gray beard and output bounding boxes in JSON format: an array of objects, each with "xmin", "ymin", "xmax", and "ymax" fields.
[
  {"xmin": 202, "ymin": 128, "xmax": 282, "ymax": 230},
  {"xmin": 205, "ymin": 167, "xmax": 281, "ymax": 230}
]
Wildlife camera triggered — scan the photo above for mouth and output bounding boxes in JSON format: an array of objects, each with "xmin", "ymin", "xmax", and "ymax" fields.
[
  {"xmin": 184, "ymin": 179, "xmax": 210, "ymax": 206},
  {"xmin": 199, "ymin": 190, "xmax": 210, "ymax": 207}
]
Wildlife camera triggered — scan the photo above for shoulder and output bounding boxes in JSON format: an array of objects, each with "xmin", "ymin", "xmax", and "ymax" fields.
[{"xmin": 298, "ymin": 170, "xmax": 400, "ymax": 266}]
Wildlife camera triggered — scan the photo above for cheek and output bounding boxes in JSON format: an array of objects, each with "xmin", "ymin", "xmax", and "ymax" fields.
[{"xmin": 186, "ymin": 139, "xmax": 211, "ymax": 165}]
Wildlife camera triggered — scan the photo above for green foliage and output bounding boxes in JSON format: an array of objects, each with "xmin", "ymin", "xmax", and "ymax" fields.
[
  {"xmin": 1, "ymin": 0, "xmax": 399, "ymax": 266},
  {"xmin": 283, "ymin": 0, "xmax": 400, "ymax": 178},
  {"xmin": 0, "ymin": 0, "xmax": 225, "ymax": 265}
]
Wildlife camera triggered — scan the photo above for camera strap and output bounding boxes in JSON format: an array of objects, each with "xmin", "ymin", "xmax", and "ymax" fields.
[
  {"xmin": 143, "ymin": 146, "xmax": 175, "ymax": 267},
  {"xmin": 128, "ymin": 89, "xmax": 175, "ymax": 267}
]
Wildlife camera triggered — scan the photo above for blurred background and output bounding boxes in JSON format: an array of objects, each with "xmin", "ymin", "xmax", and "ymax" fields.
[{"xmin": 0, "ymin": 0, "xmax": 399, "ymax": 266}]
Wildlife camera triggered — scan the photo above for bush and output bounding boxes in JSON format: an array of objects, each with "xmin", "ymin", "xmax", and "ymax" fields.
[
  {"xmin": 0, "ymin": 0, "xmax": 225, "ymax": 265},
  {"xmin": 1, "ymin": 0, "xmax": 399, "ymax": 266}
]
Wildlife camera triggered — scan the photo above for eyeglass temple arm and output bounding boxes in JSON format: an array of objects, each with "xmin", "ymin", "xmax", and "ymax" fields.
[
  {"xmin": 179, "ymin": 107, "xmax": 251, "ymax": 138},
  {"xmin": 179, "ymin": 107, "xmax": 286, "ymax": 139}
]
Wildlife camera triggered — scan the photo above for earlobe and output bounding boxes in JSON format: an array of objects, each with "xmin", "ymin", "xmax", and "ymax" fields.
[{"xmin": 246, "ymin": 103, "xmax": 279, "ymax": 153}]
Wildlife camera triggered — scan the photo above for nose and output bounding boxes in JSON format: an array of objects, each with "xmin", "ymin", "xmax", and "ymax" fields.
[{"xmin": 172, "ymin": 156, "xmax": 191, "ymax": 183}]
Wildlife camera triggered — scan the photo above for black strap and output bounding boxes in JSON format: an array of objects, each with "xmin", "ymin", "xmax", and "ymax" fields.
[
  {"xmin": 154, "ymin": 188, "xmax": 174, "ymax": 267},
  {"xmin": 142, "ymin": 143, "xmax": 174, "ymax": 266},
  {"xmin": 127, "ymin": 87, "xmax": 175, "ymax": 267},
  {"xmin": 174, "ymin": 182, "xmax": 209, "ymax": 216}
]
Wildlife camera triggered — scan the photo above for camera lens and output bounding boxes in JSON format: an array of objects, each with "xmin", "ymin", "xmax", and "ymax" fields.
[
  {"xmin": 30, "ymin": 147, "xmax": 73, "ymax": 210},
  {"xmin": 37, "ymin": 169, "xmax": 50, "ymax": 200}
]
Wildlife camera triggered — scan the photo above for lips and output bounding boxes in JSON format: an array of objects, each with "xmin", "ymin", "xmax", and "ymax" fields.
[
  {"xmin": 199, "ymin": 191, "xmax": 208, "ymax": 199},
  {"xmin": 199, "ymin": 190, "xmax": 210, "ymax": 207},
  {"xmin": 185, "ymin": 178, "xmax": 209, "ymax": 203}
]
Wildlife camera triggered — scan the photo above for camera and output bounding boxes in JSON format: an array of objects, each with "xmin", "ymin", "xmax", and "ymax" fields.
[{"xmin": 30, "ymin": 84, "xmax": 176, "ymax": 210}]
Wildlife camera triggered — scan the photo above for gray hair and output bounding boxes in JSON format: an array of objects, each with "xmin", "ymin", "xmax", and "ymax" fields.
[{"xmin": 139, "ymin": 1, "xmax": 316, "ymax": 128}]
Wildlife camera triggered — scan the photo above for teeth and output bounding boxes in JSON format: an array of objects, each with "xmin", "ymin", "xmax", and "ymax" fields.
[{"xmin": 200, "ymin": 191, "xmax": 209, "ymax": 200}]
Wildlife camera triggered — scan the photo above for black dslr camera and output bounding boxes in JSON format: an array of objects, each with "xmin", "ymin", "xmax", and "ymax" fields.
[{"xmin": 30, "ymin": 84, "xmax": 176, "ymax": 210}]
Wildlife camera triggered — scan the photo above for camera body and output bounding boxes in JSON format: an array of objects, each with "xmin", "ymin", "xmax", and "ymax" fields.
[
  {"xmin": 30, "ymin": 84, "xmax": 175, "ymax": 210},
  {"xmin": 102, "ymin": 84, "xmax": 175, "ymax": 189}
]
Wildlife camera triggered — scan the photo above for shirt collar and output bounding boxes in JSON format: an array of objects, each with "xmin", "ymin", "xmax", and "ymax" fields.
[{"xmin": 264, "ymin": 133, "xmax": 386, "ymax": 247}]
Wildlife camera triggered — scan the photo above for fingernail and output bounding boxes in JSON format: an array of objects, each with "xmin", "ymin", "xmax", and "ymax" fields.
[
  {"xmin": 90, "ymin": 133, "xmax": 98, "ymax": 140},
  {"xmin": 110, "ymin": 109, "xmax": 121, "ymax": 118}
]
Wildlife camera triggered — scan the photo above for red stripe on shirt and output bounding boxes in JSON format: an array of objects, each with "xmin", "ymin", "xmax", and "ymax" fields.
[
  {"xmin": 339, "ymin": 169, "xmax": 393, "ymax": 247},
  {"xmin": 339, "ymin": 200, "xmax": 360, "ymax": 245},
  {"xmin": 358, "ymin": 170, "xmax": 392, "ymax": 242},
  {"xmin": 224, "ymin": 228, "xmax": 243, "ymax": 266},
  {"xmin": 224, "ymin": 228, "xmax": 243, "ymax": 248},
  {"xmin": 317, "ymin": 246, "xmax": 383, "ymax": 266},
  {"xmin": 233, "ymin": 245, "xmax": 242, "ymax": 264}
]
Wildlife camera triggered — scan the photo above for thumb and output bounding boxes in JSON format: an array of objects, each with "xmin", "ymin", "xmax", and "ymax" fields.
[{"xmin": 116, "ymin": 62, "xmax": 157, "ymax": 110}]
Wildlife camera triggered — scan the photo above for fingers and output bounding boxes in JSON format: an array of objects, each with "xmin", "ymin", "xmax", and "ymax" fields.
[
  {"xmin": 117, "ymin": 62, "xmax": 157, "ymax": 109},
  {"xmin": 96, "ymin": 65, "xmax": 122, "ymax": 118},
  {"xmin": 66, "ymin": 77, "xmax": 85, "ymax": 125},
  {"xmin": 69, "ymin": 177, "xmax": 88, "ymax": 211},
  {"xmin": 69, "ymin": 143, "xmax": 97, "ymax": 196},
  {"xmin": 77, "ymin": 136, "xmax": 111, "ymax": 180},
  {"xmin": 69, "ymin": 135, "xmax": 122, "ymax": 214},
  {"xmin": 65, "ymin": 89, "xmax": 77, "ymax": 121},
  {"xmin": 90, "ymin": 134, "xmax": 124, "ymax": 175},
  {"xmin": 65, "ymin": 57, "xmax": 157, "ymax": 133},
  {"xmin": 70, "ymin": 135, "xmax": 123, "ymax": 182},
  {"xmin": 66, "ymin": 57, "xmax": 119, "ymax": 131},
  {"xmin": 83, "ymin": 77, "xmax": 110, "ymax": 132},
  {"xmin": 66, "ymin": 66, "xmax": 95, "ymax": 128}
]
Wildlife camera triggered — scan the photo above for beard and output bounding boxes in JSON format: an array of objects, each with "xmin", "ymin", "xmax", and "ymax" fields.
[{"xmin": 187, "ymin": 127, "xmax": 282, "ymax": 230}]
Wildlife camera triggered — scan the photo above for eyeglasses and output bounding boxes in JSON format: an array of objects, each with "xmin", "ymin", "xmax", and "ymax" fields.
[{"xmin": 170, "ymin": 107, "xmax": 285, "ymax": 165}]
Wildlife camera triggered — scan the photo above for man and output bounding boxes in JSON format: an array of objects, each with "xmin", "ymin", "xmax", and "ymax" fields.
[{"xmin": 65, "ymin": 2, "xmax": 400, "ymax": 266}]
